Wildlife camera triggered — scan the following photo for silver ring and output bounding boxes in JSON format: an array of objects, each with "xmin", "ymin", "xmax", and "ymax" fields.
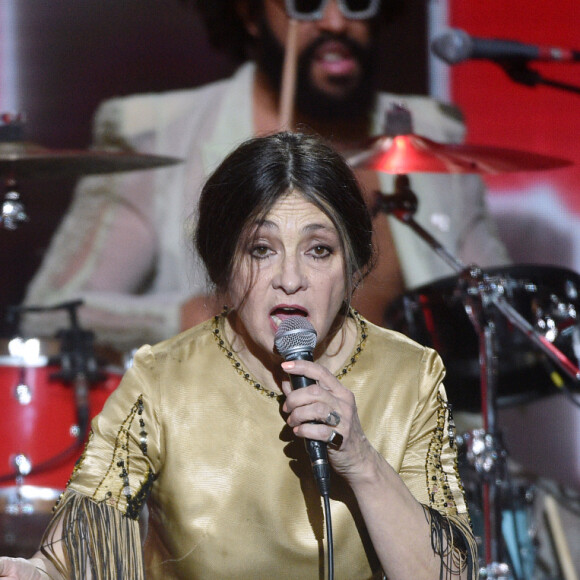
[
  {"xmin": 326, "ymin": 410, "xmax": 341, "ymax": 427},
  {"xmin": 327, "ymin": 430, "xmax": 343, "ymax": 449}
]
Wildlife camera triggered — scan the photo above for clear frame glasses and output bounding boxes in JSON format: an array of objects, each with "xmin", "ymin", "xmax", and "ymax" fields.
[{"xmin": 284, "ymin": 0, "xmax": 381, "ymax": 21}]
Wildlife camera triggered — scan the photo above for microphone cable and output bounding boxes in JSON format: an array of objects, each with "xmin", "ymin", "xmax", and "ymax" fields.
[{"xmin": 323, "ymin": 492, "xmax": 335, "ymax": 580}]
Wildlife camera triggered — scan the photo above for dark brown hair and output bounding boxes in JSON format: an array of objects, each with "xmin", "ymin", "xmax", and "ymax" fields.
[{"xmin": 195, "ymin": 131, "xmax": 374, "ymax": 301}]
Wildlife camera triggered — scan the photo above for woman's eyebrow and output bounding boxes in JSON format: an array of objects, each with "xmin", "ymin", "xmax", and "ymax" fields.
[
  {"xmin": 255, "ymin": 220, "xmax": 335, "ymax": 233},
  {"xmin": 303, "ymin": 223, "xmax": 335, "ymax": 234}
]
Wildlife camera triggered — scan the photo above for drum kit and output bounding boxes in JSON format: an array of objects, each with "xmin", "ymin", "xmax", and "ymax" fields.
[
  {"xmin": 349, "ymin": 105, "xmax": 580, "ymax": 580},
  {"xmin": 1, "ymin": 109, "xmax": 579, "ymax": 577}
]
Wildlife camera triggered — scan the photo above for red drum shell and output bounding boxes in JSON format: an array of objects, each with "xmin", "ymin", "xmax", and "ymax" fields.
[
  {"xmin": 0, "ymin": 344, "xmax": 121, "ymax": 496},
  {"xmin": 0, "ymin": 338, "xmax": 122, "ymax": 555}
]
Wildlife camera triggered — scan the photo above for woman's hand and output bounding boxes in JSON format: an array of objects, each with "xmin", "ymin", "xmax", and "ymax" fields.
[
  {"xmin": 280, "ymin": 359, "xmax": 380, "ymax": 484},
  {"xmin": 0, "ymin": 557, "xmax": 48, "ymax": 579}
]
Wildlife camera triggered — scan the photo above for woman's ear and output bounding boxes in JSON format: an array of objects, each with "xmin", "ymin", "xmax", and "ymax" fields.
[{"xmin": 235, "ymin": 0, "xmax": 260, "ymax": 38}]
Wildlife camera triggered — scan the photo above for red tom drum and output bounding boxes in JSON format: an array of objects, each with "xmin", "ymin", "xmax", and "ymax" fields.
[{"xmin": 0, "ymin": 336, "xmax": 122, "ymax": 553}]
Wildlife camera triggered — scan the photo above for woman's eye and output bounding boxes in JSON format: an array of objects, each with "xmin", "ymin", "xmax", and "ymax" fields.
[
  {"xmin": 250, "ymin": 245, "xmax": 272, "ymax": 259},
  {"xmin": 309, "ymin": 245, "xmax": 332, "ymax": 259}
]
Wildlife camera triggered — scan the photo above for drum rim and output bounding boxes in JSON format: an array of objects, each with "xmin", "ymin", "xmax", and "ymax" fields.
[
  {"xmin": 0, "ymin": 337, "xmax": 61, "ymax": 365},
  {"xmin": 413, "ymin": 263, "xmax": 580, "ymax": 294},
  {"xmin": 0, "ymin": 484, "xmax": 63, "ymax": 512}
]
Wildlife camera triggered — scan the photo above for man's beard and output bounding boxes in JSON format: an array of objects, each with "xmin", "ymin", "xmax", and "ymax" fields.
[{"xmin": 255, "ymin": 17, "xmax": 378, "ymax": 122}]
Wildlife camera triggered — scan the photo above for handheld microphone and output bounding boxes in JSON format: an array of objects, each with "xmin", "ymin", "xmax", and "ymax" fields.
[
  {"xmin": 431, "ymin": 28, "xmax": 580, "ymax": 65},
  {"xmin": 274, "ymin": 316, "xmax": 331, "ymax": 497}
]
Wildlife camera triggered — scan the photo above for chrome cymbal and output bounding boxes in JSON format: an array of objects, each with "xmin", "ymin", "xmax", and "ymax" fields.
[
  {"xmin": 348, "ymin": 133, "xmax": 572, "ymax": 175},
  {"xmin": 0, "ymin": 141, "xmax": 182, "ymax": 179}
]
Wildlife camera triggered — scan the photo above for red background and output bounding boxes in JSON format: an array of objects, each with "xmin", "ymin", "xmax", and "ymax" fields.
[{"xmin": 448, "ymin": 1, "xmax": 580, "ymax": 259}]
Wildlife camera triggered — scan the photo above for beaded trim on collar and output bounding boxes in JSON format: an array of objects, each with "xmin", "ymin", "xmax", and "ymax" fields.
[{"xmin": 210, "ymin": 308, "xmax": 369, "ymax": 402}]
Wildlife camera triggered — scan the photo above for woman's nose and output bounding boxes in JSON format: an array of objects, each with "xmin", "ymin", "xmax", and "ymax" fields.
[{"xmin": 272, "ymin": 255, "xmax": 307, "ymax": 294}]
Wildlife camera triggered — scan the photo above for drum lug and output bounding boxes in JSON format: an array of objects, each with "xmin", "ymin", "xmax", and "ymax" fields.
[
  {"xmin": 4, "ymin": 497, "xmax": 34, "ymax": 516},
  {"xmin": 12, "ymin": 454, "xmax": 32, "ymax": 477},
  {"xmin": 460, "ymin": 428, "xmax": 508, "ymax": 478},
  {"xmin": 479, "ymin": 561, "xmax": 511, "ymax": 580},
  {"xmin": 14, "ymin": 382, "xmax": 32, "ymax": 405}
]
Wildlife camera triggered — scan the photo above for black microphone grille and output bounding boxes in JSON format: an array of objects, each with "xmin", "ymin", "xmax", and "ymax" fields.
[{"xmin": 274, "ymin": 316, "xmax": 317, "ymax": 359}]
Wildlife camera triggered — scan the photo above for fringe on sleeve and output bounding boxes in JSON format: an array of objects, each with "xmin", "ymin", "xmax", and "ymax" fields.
[
  {"xmin": 40, "ymin": 489, "xmax": 145, "ymax": 580},
  {"xmin": 422, "ymin": 506, "xmax": 478, "ymax": 580}
]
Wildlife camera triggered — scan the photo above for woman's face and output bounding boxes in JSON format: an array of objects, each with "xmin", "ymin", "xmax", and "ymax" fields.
[{"xmin": 228, "ymin": 191, "xmax": 348, "ymax": 357}]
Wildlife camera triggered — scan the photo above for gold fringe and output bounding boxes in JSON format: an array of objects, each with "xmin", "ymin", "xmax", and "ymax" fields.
[{"xmin": 40, "ymin": 489, "xmax": 145, "ymax": 580}]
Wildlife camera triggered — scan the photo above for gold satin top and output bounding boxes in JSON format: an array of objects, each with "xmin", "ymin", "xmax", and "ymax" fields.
[{"xmin": 57, "ymin": 311, "xmax": 471, "ymax": 579}]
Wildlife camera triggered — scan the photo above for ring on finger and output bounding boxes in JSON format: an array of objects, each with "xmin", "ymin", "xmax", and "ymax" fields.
[
  {"xmin": 327, "ymin": 429, "xmax": 343, "ymax": 449},
  {"xmin": 325, "ymin": 410, "xmax": 341, "ymax": 427}
]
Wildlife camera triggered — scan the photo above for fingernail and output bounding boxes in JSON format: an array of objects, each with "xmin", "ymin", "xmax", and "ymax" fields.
[{"xmin": 282, "ymin": 361, "xmax": 295, "ymax": 370}]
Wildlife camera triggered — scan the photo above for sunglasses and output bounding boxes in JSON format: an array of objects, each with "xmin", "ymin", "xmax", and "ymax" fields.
[{"xmin": 284, "ymin": 0, "xmax": 381, "ymax": 21}]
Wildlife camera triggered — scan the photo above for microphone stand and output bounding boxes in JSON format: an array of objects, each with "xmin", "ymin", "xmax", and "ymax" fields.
[
  {"xmin": 497, "ymin": 61, "xmax": 580, "ymax": 95},
  {"xmin": 373, "ymin": 174, "xmax": 580, "ymax": 579}
]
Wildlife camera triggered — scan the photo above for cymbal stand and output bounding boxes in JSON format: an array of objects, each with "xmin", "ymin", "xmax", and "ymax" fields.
[
  {"xmin": 374, "ymin": 175, "xmax": 509, "ymax": 576},
  {"xmin": 1, "ymin": 176, "xmax": 28, "ymax": 229},
  {"xmin": 373, "ymin": 174, "xmax": 580, "ymax": 579},
  {"xmin": 0, "ymin": 115, "xmax": 29, "ymax": 230}
]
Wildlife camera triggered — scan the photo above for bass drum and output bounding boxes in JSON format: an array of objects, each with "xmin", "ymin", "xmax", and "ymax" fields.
[
  {"xmin": 0, "ymin": 337, "xmax": 122, "ymax": 556},
  {"xmin": 385, "ymin": 265, "xmax": 580, "ymax": 412}
]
